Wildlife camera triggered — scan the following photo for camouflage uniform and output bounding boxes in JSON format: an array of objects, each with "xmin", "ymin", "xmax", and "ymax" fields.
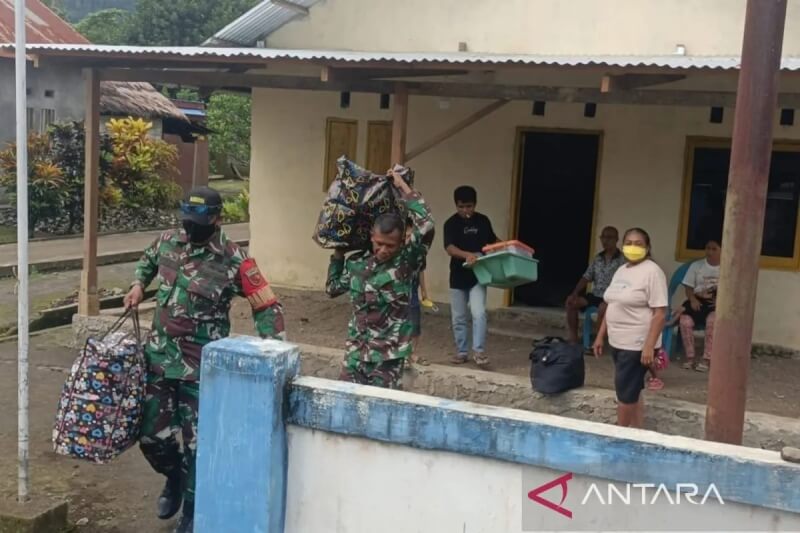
[
  {"xmin": 326, "ymin": 191, "xmax": 434, "ymax": 389},
  {"xmin": 133, "ymin": 227, "xmax": 284, "ymax": 502}
]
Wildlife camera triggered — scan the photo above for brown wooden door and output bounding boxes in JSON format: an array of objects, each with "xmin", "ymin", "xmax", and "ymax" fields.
[
  {"xmin": 366, "ymin": 120, "xmax": 393, "ymax": 173},
  {"xmin": 324, "ymin": 118, "xmax": 358, "ymax": 190}
]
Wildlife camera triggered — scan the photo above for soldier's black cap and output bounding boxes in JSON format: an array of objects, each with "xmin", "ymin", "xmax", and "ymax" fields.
[{"xmin": 181, "ymin": 186, "xmax": 223, "ymax": 225}]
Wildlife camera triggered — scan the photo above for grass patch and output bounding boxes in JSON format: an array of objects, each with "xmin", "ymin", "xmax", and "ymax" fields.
[
  {"xmin": 0, "ymin": 225, "xmax": 15, "ymax": 245},
  {"xmin": 209, "ymin": 178, "xmax": 248, "ymax": 199}
]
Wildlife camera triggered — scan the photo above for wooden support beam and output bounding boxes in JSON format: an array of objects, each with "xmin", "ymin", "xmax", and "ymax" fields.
[
  {"xmin": 601, "ymin": 73, "xmax": 686, "ymax": 92},
  {"xmin": 391, "ymin": 87, "xmax": 408, "ymax": 166},
  {"xmin": 96, "ymin": 68, "xmax": 800, "ymax": 108},
  {"xmin": 79, "ymin": 69, "xmax": 100, "ymax": 317},
  {"xmin": 272, "ymin": 0, "xmax": 309, "ymax": 15},
  {"xmin": 406, "ymin": 99, "xmax": 508, "ymax": 162},
  {"xmin": 321, "ymin": 66, "xmax": 468, "ymax": 82}
]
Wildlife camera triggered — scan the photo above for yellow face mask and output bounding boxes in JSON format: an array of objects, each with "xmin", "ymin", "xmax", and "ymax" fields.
[{"xmin": 623, "ymin": 245, "xmax": 648, "ymax": 262}]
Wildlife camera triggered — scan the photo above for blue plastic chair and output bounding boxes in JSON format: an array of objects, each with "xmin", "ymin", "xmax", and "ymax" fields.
[{"xmin": 662, "ymin": 260, "xmax": 701, "ymax": 358}]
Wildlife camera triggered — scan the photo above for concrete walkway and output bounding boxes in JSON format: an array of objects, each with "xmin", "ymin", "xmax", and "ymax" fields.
[{"xmin": 0, "ymin": 223, "xmax": 249, "ymax": 276}]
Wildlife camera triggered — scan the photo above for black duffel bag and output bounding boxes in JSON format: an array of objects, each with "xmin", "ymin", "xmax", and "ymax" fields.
[{"xmin": 529, "ymin": 336, "xmax": 585, "ymax": 394}]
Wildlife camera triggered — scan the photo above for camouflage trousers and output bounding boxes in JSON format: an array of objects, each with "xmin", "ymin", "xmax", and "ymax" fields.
[
  {"xmin": 139, "ymin": 373, "xmax": 200, "ymax": 503},
  {"xmin": 339, "ymin": 356, "xmax": 405, "ymax": 389}
]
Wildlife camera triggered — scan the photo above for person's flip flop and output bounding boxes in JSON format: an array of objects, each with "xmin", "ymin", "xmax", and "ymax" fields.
[
  {"xmin": 694, "ymin": 362, "xmax": 709, "ymax": 373},
  {"xmin": 647, "ymin": 377, "xmax": 664, "ymax": 391}
]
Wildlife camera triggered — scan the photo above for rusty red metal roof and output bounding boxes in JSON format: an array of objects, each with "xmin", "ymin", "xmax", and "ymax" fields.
[{"xmin": 0, "ymin": 0, "xmax": 89, "ymax": 44}]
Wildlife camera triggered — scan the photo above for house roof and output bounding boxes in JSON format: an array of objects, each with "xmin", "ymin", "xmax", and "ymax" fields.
[
  {"xmin": 204, "ymin": 0, "xmax": 320, "ymax": 47},
  {"xmin": 100, "ymin": 82, "xmax": 188, "ymax": 121},
  {"xmin": 8, "ymin": 43, "xmax": 800, "ymax": 72},
  {"xmin": 0, "ymin": 4, "xmax": 187, "ymax": 123},
  {"xmin": 0, "ymin": 0, "xmax": 89, "ymax": 44}
]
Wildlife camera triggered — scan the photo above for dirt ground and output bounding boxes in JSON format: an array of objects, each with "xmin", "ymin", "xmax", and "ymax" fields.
[
  {"xmin": 0, "ymin": 287, "xmax": 799, "ymax": 531},
  {"xmin": 237, "ymin": 287, "xmax": 800, "ymax": 419}
]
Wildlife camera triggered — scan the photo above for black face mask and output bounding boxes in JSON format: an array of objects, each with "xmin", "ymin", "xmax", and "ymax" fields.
[{"xmin": 182, "ymin": 220, "xmax": 217, "ymax": 244}]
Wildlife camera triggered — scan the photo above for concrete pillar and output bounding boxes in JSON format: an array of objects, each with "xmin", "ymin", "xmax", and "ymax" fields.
[{"xmin": 195, "ymin": 337, "xmax": 299, "ymax": 533}]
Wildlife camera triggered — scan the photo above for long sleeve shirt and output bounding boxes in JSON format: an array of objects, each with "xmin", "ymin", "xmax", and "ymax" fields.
[
  {"xmin": 134, "ymin": 227, "xmax": 285, "ymax": 381},
  {"xmin": 326, "ymin": 191, "xmax": 435, "ymax": 363}
]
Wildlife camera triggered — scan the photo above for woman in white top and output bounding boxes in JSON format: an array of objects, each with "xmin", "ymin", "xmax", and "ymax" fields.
[
  {"xmin": 593, "ymin": 228, "xmax": 668, "ymax": 428},
  {"xmin": 678, "ymin": 238, "xmax": 721, "ymax": 372}
]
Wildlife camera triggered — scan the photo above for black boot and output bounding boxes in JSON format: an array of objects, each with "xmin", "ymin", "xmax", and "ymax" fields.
[
  {"xmin": 157, "ymin": 472, "xmax": 183, "ymax": 520},
  {"xmin": 174, "ymin": 500, "xmax": 194, "ymax": 533}
]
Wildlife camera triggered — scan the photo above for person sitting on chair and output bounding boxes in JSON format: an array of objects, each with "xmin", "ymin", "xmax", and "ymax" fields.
[
  {"xmin": 679, "ymin": 237, "xmax": 721, "ymax": 373},
  {"xmin": 565, "ymin": 226, "xmax": 625, "ymax": 345}
]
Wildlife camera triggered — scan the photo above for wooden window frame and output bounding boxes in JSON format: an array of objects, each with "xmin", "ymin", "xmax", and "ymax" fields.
[
  {"xmin": 676, "ymin": 136, "xmax": 800, "ymax": 270},
  {"xmin": 323, "ymin": 117, "xmax": 358, "ymax": 191}
]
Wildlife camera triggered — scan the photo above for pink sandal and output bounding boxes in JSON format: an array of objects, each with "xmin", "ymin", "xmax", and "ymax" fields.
[{"xmin": 647, "ymin": 377, "xmax": 664, "ymax": 391}]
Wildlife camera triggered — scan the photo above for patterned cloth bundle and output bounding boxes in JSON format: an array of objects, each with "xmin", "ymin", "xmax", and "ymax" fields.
[{"xmin": 313, "ymin": 157, "xmax": 414, "ymax": 250}]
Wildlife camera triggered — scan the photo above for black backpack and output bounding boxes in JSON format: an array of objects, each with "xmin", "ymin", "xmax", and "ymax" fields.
[{"xmin": 529, "ymin": 336, "xmax": 585, "ymax": 394}]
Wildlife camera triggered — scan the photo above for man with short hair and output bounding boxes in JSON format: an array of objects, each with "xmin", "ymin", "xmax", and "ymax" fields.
[
  {"xmin": 444, "ymin": 186, "xmax": 498, "ymax": 367},
  {"xmin": 565, "ymin": 226, "xmax": 625, "ymax": 344},
  {"xmin": 326, "ymin": 171, "xmax": 435, "ymax": 389},
  {"xmin": 123, "ymin": 186, "xmax": 285, "ymax": 533}
]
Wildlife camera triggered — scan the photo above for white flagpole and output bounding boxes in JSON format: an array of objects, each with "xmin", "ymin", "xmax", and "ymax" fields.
[{"xmin": 15, "ymin": 0, "xmax": 30, "ymax": 503}]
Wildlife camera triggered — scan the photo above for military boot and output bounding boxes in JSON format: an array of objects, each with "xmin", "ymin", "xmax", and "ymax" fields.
[
  {"xmin": 157, "ymin": 472, "xmax": 183, "ymax": 520},
  {"xmin": 174, "ymin": 500, "xmax": 194, "ymax": 533}
]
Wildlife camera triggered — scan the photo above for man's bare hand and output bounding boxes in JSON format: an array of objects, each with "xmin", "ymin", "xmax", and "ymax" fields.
[
  {"xmin": 388, "ymin": 169, "xmax": 411, "ymax": 193},
  {"xmin": 465, "ymin": 254, "xmax": 479, "ymax": 266},
  {"xmin": 124, "ymin": 285, "xmax": 144, "ymax": 309}
]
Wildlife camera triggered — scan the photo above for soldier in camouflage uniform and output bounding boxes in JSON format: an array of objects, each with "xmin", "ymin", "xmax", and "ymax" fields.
[
  {"xmin": 326, "ymin": 171, "xmax": 434, "ymax": 389},
  {"xmin": 123, "ymin": 186, "xmax": 284, "ymax": 533}
]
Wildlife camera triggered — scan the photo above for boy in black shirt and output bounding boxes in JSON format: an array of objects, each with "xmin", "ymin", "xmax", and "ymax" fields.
[{"xmin": 443, "ymin": 186, "xmax": 498, "ymax": 366}]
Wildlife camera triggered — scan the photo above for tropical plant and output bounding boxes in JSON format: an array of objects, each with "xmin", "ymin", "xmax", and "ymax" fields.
[
  {"xmin": 126, "ymin": 0, "xmax": 259, "ymax": 46},
  {"xmin": 207, "ymin": 93, "xmax": 251, "ymax": 175},
  {"xmin": 75, "ymin": 8, "xmax": 132, "ymax": 44},
  {"xmin": 222, "ymin": 188, "xmax": 249, "ymax": 222},
  {"xmin": 49, "ymin": 122, "xmax": 115, "ymax": 231},
  {"xmin": 106, "ymin": 117, "xmax": 181, "ymax": 209},
  {"xmin": 0, "ymin": 134, "xmax": 66, "ymax": 235}
]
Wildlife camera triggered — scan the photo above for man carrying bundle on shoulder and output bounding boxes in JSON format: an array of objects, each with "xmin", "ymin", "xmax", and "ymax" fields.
[{"xmin": 326, "ymin": 169, "xmax": 435, "ymax": 389}]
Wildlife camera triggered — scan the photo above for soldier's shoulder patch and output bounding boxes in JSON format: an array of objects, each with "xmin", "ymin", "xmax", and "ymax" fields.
[{"xmin": 240, "ymin": 258, "xmax": 277, "ymax": 311}]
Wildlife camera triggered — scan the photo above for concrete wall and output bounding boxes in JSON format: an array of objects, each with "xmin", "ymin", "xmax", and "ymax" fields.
[
  {"xmin": 286, "ymin": 426, "xmax": 800, "ymax": 532},
  {"xmin": 193, "ymin": 337, "xmax": 800, "ymax": 533},
  {"xmin": 0, "ymin": 60, "xmax": 84, "ymax": 146},
  {"xmin": 267, "ymin": 0, "xmax": 800, "ymax": 56},
  {"xmin": 249, "ymin": 89, "xmax": 800, "ymax": 349}
]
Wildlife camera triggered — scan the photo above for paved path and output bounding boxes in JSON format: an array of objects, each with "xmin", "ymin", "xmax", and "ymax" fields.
[{"xmin": 0, "ymin": 223, "xmax": 249, "ymax": 273}]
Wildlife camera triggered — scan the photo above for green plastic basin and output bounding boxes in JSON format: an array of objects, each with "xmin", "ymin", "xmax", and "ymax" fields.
[{"xmin": 468, "ymin": 250, "xmax": 539, "ymax": 289}]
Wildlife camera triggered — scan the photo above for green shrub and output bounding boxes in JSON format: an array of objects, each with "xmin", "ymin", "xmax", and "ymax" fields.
[{"xmin": 222, "ymin": 189, "xmax": 249, "ymax": 222}]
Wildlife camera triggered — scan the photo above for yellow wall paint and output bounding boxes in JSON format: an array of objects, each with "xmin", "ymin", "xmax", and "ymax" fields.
[
  {"xmin": 250, "ymin": 89, "xmax": 800, "ymax": 350},
  {"xmin": 268, "ymin": 0, "xmax": 800, "ymax": 56}
]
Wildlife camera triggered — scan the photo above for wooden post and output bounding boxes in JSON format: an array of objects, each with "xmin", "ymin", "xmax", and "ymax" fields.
[
  {"xmin": 705, "ymin": 0, "xmax": 787, "ymax": 445},
  {"xmin": 79, "ymin": 69, "xmax": 100, "ymax": 316},
  {"xmin": 391, "ymin": 86, "xmax": 408, "ymax": 166}
]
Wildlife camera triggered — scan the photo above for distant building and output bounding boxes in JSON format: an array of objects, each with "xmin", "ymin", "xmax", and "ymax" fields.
[{"xmin": 0, "ymin": 0, "xmax": 208, "ymax": 194}]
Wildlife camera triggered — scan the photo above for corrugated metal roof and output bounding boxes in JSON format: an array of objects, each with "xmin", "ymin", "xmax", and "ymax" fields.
[
  {"xmin": 204, "ymin": 0, "xmax": 320, "ymax": 47},
  {"xmin": 8, "ymin": 43, "xmax": 800, "ymax": 71},
  {"xmin": 0, "ymin": 0, "xmax": 89, "ymax": 45}
]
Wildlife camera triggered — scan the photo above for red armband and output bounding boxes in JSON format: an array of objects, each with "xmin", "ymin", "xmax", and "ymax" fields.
[{"xmin": 240, "ymin": 258, "xmax": 277, "ymax": 311}]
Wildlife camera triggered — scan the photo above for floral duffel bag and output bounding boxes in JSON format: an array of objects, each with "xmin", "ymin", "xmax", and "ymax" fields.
[{"xmin": 53, "ymin": 310, "xmax": 145, "ymax": 464}]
